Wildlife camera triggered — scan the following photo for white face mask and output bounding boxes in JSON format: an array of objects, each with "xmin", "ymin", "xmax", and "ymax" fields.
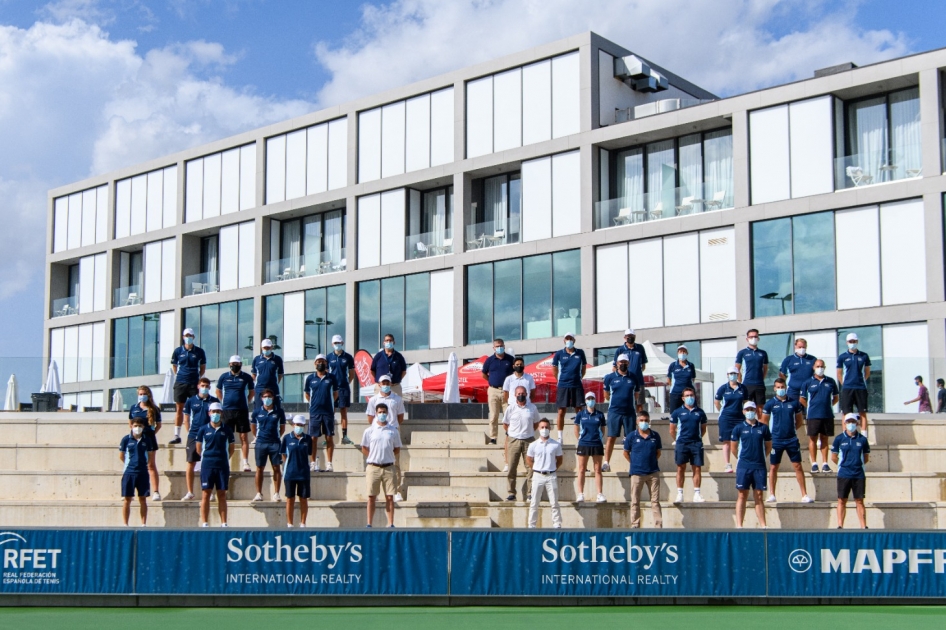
[
  {"xmin": 815, "ymin": 367, "xmax": 825, "ymax": 377},
  {"xmin": 539, "ymin": 428, "xmax": 550, "ymax": 438},
  {"xmin": 748, "ymin": 337, "xmax": 759, "ymax": 346},
  {"xmin": 846, "ymin": 422, "xmax": 858, "ymax": 433},
  {"xmin": 132, "ymin": 426, "xmax": 144, "ymax": 436},
  {"xmin": 795, "ymin": 348, "xmax": 806, "ymax": 356}
]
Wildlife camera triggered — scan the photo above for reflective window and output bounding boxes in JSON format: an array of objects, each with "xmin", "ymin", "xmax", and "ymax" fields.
[
  {"xmin": 757, "ymin": 333, "xmax": 793, "ymax": 395},
  {"xmin": 493, "ymin": 259, "xmax": 522, "ymax": 341},
  {"xmin": 264, "ymin": 294, "xmax": 284, "ymax": 352},
  {"xmin": 594, "ymin": 347, "xmax": 619, "ymax": 366},
  {"xmin": 357, "ymin": 273, "xmax": 431, "ymax": 352},
  {"xmin": 404, "ymin": 273, "xmax": 430, "ymax": 351},
  {"xmin": 184, "ymin": 299, "xmax": 254, "ymax": 368},
  {"xmin": 302, "ymin": 284, "xmax": 346, "ymax": 359},
  {"xmin": 467, "ymin": 172, "xmax": 521, "ymax": 248},
  {"xmin": 282, "ymin": 373, "xmax": 305, "ymax": 405},
  {"xmin": 357, "ymin": 280, "xmax": 380, "ymax": 353},
  {"xmin": 837, "ymin": 326, "xmax": 884, "ymax": 412},
  {"xmin": 466, "ymin": 264, "xmax": 493, "ymax": 345},
  {"xmin": 522, "ymin": 254, "xmax": 551, "ymax": 340},
  {"xmin": 110, "ymin": 313, "xmax": 162, "ymax": 378}
]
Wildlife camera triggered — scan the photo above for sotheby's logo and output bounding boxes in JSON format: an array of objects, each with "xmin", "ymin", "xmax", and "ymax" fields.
[
  {"xmin": 788, "ymin": 549, "xmax": 813, "ymax": 573},
  {"xmin": 1, "ymin": 532, "xmax": 62, "ymax": 585}
]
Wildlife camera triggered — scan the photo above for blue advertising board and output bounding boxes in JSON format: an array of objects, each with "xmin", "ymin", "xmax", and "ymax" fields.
[
  {"xmin": 450, "ymin": 530, "xmax": 767, "ymax": 597},
  {"xmin": 0, "ymin": 529, "xmax": 134, "ymax": 594},
  {"xmin": 135, "ymin": 529, "xmax": 449, "ymax": 595},
  {"xmin": 767, "ymin": 532, "xmax": 946, "ymax": 598}
]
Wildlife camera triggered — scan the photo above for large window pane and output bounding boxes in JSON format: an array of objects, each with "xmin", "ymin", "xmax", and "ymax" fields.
[
  {"xmin": 704, "ymin": 129, "xmax": 733, "ymax": 206},
  {"xmin": 792, "ymin": 212, "xmax": 836, "ymax": 313},
  {"xmin": 405, "ymin": 273, "xmax": 430, "ymax": 351},
  {"xmin": 646, "ymin": 139, "xmax": 675, "ymax": 212},
  {"xmin": 616, "ymin": 147, "xmax": 644, "ymax": 206},
  {"xmin": 759, "ymin": 333, "xmax": 793, "ymax": 395},
  {"xmin": 467, "ymin": 264, "xmax": 493, "ymax": 345},
  {"xmin": 594, "ymin": 347, "xmax": 619, "ymax": 366},
  {"xmin": 837, "ymin": 326, "xmax": 884, "ymax": 413},
  {"xmin": 218, "ymin": 301, "xmax": 238, "ymax": 367},
  {"xmin": 678, "ymin": 133, "xmax": 703, "ymax": 198},
  {"xmin": 380, "ymin": 276, "xmax": 405, "ymax": 348},
  {"xmin": 522, "ymin": 255, "xmax": 551, "ymax": 340},
  {"xmin": 326, "ymin": 285, "xmax": 346, "ymax": 346},
  {"xmin": 493, "ymin": 259, "xmax": 522, "ymax": 342},
  {"xmin": 282, "ymin": 373, "xmax": 304, "ymax": 405},
  {"xmin": 264, "ymin": 295, "xmax": 284, "ymax": 349},
  {"xmin": 237, "ymin": 299, "xmax": 254, "ymax": 359},
  {"xmin": 184, "ymin": 308, "xmax": 200, "ymax": 342},
  {"xmin": 112, "ymin": 318, "xmax": 128, "ymax": 379},
  {"xmin": 889, "ymin": 87, "xmax": 921, "ymax": 176},
  {"xmin": 753, "ymin": 218, "xmax": 793, "ymax": 316},
  {"xmin": 143, "ymin": 314, "xmax": 160, "ymax": 375},
  {"xmin": 508, "ymin": 175, "xmax": 521, "ymax": 243},
  {"xmin": 846, "ymin": 96, "xmax": 887, "ymax": 181},
  {"xmin": 201, "ymin": 303, "xmax": 219, "ymax": 369},
  {"xmin": 127, "ymin": 315, "xmax": 143, "ymax": 378},
  {"xmin": 305, "ymin": 288, "xmax": 327, "ymax": 359},
  {"xmin": 552, "ymin": 250, "xmax": 581, "ymax": 337},
  {"xmin": 358, "ymin": 280, "xmax": 380, "ymax": 352}
]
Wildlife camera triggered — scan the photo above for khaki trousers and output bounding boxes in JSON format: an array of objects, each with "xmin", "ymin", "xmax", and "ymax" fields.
[
  {"xmin": 630, "ymin": 473, "xmax": 663, "ymax": 528},
  {"xmin": 506, "ymin": 437, "xmax": 534, "ymax": 496},
  {"xmin": 488, "ymin": 386, "xmax": 506, "ymax": 440}
]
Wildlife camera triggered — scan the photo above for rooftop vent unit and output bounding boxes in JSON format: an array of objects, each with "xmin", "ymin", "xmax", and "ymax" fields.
[
  {"xmin": 814, "ymin": 62, "xmax": 857, "ymax": 78},
  {"xmin": 614, "ymin": 54, "xmax": 668, "ymax": 93}
]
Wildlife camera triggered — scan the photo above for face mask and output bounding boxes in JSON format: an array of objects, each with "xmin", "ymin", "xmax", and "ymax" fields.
[
  {"xmin": 815, "ymin": 368, "xmax": 825, "ymax": 377},
  {"xmin": 376, "ymin": 413, "xmax": 388, "ymax": 424},
  {"xmin": 132, "ymin": 426, "xmax": 144, "ymax": 437},
  {"xmin": 333, "ymin": 343, "xmax": 343, "ymax": 351},
  {"xmin": 795, "ymin": 348, "xmax": 806, "ymax": 356},
  {"xmin": 513, "ymin": 365, "xmax": 524, "ymax": 374},
  {"xmin": 381, "ymin": 385, "xmax": 391, "ymax": 394},
  {"xmin": 210, "ymin": 415, "xmax": 222, "ymax": 425},
  {"xmin": 728, "ymin": 373, "xmax": 737, "ymax": 382},
  {"xmin": 848, "ymin": 343, "xmax": 857, "ymax": 351},
  {"xmin": 495, "ymin": 346, "xmax": 504, "ymax": 355},
  {"xmin": 586, "ymin": 400, "xmax": 596, "ymax": 409},
  {"xmin": 199, "ymin": 387, "xmax": 210, "ymax": 396},
  {"xmin": 748, "ymin": 338, "xmax": 759, "ymax": 346},
  {"xmin": 745, "ymin": 412, "xmax": 757, "ymax": 423},
  {"xmin": 539, "ymin": 428, "xmax": 550, "ymax": 438},
  {"xmin": 618, "ymin": 363, "xmax": 629, "ymax": 372},
  {"xmin": 184, "ymin": 337, "xmax": 194, "ymax": 346},
  {"xmin": 678, "ymin": 353, "xmax": 687, "ymax": 361},
  {"xmin": 316, "ymin": 363, "xmax": 327, "ymax": 373},
  {"xmin": 384, "ymin": 341, "xmax": 394, "ymax": 350},
  {"xmin": 626, "ymin": 336, "xmax": 636, "ymax": 344},
  {"xmin": 262, "ymin": 349, "xmax": 272, "ymax": 357},
  {"xmin": 137, "ymin": 394, "xmax": 148, "ymax": 403},
  {"xmin": 684, "ymin": 396, "xmax": 695, "ymax": 407},
  {"xmin": 293, "ymin": 426, "xmax": 305, "ymax": 436},
  {"xmin": 846, "ymin": 422, "xmax": 858, "ymax": 433},
  {"xmin": 230, "ymin": 364, "xmax": 241, "ymax": 373},
  {"xmin": 775, "ymin": 388, "xmax": 786, "ymax": 397},
  {"xmin": 262, "ymin": 397, "xmax": 273, "ymax": 407},
  {"xmin": 638, "ymin": 422, "xmax": 650, "ymax": 431},
  {"xmin": 516, "ymin": 394, "xmax": 527, "ymax": 403},
  {"xmin": 565, "ymin": 340, "xmax": 575, "ymax": 349}
]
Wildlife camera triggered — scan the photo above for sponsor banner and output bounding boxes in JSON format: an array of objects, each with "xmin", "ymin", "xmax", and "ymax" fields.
[
  {"xmin": 768, "ymin": 532, "xmax": 946, "ymax": 598},
  {"xmin": 0, "ymin": 529, "xmax": 134, "ymax": 594},
  {"xmin": 450, "ymin": 530, "xmax": 766, "ymax": 597},
  {"xmin": 136, "ymin": 530, "xmax": 448, "ymax": 595}
]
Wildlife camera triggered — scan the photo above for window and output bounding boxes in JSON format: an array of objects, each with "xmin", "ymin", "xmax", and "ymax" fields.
[
  {"xmin": 268, "ymin": 210, "xmax": 346, "ymax": 282},
  {"xmin": 111, "ymin": 313, "xmax": 162, "ymax": 378},
  {"xmin": 594, "ymin": 347, "xmax": 619, "ymax": 366},
  {"xmin": 358, "ymin": 273, "xmax": 431, "ymax": 352},
  {"xmin": 183, "ymin": 299, "xmax": 254, "ymax": 369},
  {"xmin": 406, "ymin": 186, "xmax": 453, "ymax": 258},
  {"xmin": 466, "ymin": 250, "xmax": 581, "ymax": 344},
  {"xmin": 114, "ymin": 166, "xmax": 177, "ymax": 238},
  {"xmin": 53, "ymin": 184, "xmax": 108, "ymax": 252},
  {"xmin": 185, "ymin": 144, "xmax": 256, "ymax": 222},
  {"xmin": 263, "ymin": 286, "xmax": 346, "ymax": 360},
  {"xmin": 467, "ymin": 173, "xmax": 521, "ymax": 249}
]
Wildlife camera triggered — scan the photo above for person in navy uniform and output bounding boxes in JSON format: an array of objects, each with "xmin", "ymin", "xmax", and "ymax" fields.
[
  {"xmin": 831, "ymin": 413, "xmax": 871, "ymax": 529},
  {"xmin": 665, "ymin": 345, "xmax": 697, "ymax": 413},
  {"xmin": 328, "ymin": 334, "xmax": 356, "ymax": 445},
  {"xmin": 799, "ymin": 359, "xmax": 840, "ymax": 474},
  {"xmin": 181, "ymin": 377, "xmax": 218, "ymax": 501},
  {"xmin": 669, "ymin": 386, "xmax": 707, "ymax": 503},
  {"xmin": 251, "ymin": 389, "xmax": 286, "ymax": 503},
  {"xmin": 573, "ymin": 392, "xmax": 607, "ymax": 504},
  {"xmin": 196, "ymin": 402, "xmax": 234, "ymax": 527},
  {"xmin": 612, "ymin": 328, "xmax": 648, "ymax": 406},
  {"xmin": 552, "ymin": 332, "xmax": 587, "ymax": 442},
  {"xmin": 602, "ymin": 353, "xmax": 637, "ymax": 472},
  {"xmin": 732, "ymin": 402, "xmax": 772, "ymax": 528},
  {"xmin": 836, "ymin": 332, "xmax": 871, "ymax": 435},
  {"xmin": 779, "ymin": 338, "xmax": 817, "ymax": 401},
  {"xmin": 714, "ymin": 365, "xmax": 748, "ymax": 473},
  {"xmin": 282, "ymin": 415, "xmax": 313, "ymax": 528},
  {"xmin": 762, "ymin": 377, "xmax": 813, "ymax": 504},
  {"xmin": 251, "ymin": 338, "xmax": 283, "ymax": 413},
  {"xmin": 735, "ymin": 329, "xmax": 768, "ymax": 409},
  {"xmin": 482, "ymin": 338, "xmax": 515, "ymax": 446},
  {"xmin": 304, "ymin": 354, "xmax": 338, "ymax": 472},
  {"xmin": 624, "ymin": 410, "xmax": 663, "ymax": 528},
  {"xmin": 119, "ymin": 417, "xmax": 150, "ymax": 526},
  {"xmin": 215, "ymin": 355, "xmax": 255, "ymax": 473},
  {"xmin": 370, "ymin": 333, "xmax": 407, "ymax": 395},
  {"xmin": 128, "ymin": 385, "xmax": 162, "ymax": 501},
  {"xmin": 169, "ymin": 328, "xmax": 207, "ymax": 445}
]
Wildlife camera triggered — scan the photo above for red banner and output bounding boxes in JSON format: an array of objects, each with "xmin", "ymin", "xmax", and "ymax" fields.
[{"xmin": 353, "ymin": 350, "xmax": 375, "ymax": 388}]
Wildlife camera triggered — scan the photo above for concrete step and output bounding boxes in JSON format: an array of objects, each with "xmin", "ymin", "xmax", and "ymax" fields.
[
  {"xmin": 405, "ymin": 516, "xmax": 493, "ymax": 528},
  {"xmin": 406, "ymin": 485, "xmax": 491, "ymax": 502},
  {"xmin": 409, "ymin": 457, "xmax": 490, "ymax": 472},
  {"xmin": 409, "ymin": 431, "xmax": 488, "ymax": 446}
]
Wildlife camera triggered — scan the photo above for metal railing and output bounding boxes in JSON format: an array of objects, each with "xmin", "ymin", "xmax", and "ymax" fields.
[{"xmin": 265, "ymin": 249, "xmax": 347, "ymax": 283}]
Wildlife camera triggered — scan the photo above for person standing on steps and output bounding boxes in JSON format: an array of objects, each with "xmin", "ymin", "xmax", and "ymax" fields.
[
  {"xmin": 196, "ymin": 402, "xmax": 234, "ymax": 528},
  {"xmin": 250, "ymin": 389, "xmax": 286, "ymax": 503},
  {"xmin": 526, "ymin": 419, "xmax": 563, "ymax": 529},
  {"xmin": 128, "ymin": 385, "xmax": 162, "ymax": 501},
  {"xmin": 762, "ymin": 377, "xmax": 813, "ymax": 504},
  {"xmin": 624, "ymin": 410, "xmax": 663, "ymax": 529},
  {"xmin": 327, "ymin": 335, "xmax": 356, "ymax": 445},
  {"xmin": 666, "ymin": 345, "xmax": 697, "ymax": 413},
  {"xmin": 304, "ymin": 354, "xmax": 338, "ymax": 473},
  {"xmin": 831, "ymin": 414, "xmax": 871, "ymax": 529},
  {"xmin": 935, "ymin": 378, "xmax": 946, "ymax": 413},
  {"xmin": 715, "ymin": 366, "xmax": 748, "ymax": 473},
  {"xmin": 779, "ymin": 338, "xmax": 817, "ymax": 402},
  {"xmin": 366, "ymin": 374, "xmax": 406, "ymax": 502},
  {"xmin": 669, "ymin": 386, "xmax": 706, "ymax": 504},
  {"xmin": 282, "ymin": 415, "xmax": 313, "ymax": 528},
  {"xmin": 362, "ymin": 402, "xmax": 401, "ymax": 528},
  {"xmin": 169, "ymin": 328, "xmax": 206, "ymax": 446},
  {"xmin": 602, "ymin": 354, "xmax": 637, "ymax": 473},
  {"xmin": 502, "ymin": 357, "xmax": 536, "ymax": 473},
  {"xmin": 612, "ymin": 328, "xmax": 648, "ymax": 410},
  {"xmin": 181, "ymin": 377, "xmax": 217, "ymax": 501},
  {"xmin": 370, "ymin": 334, "xmax": 407, "ymax": 396},
  {"xmin": 216, "ymin": 355, "xmax": 255, "ymax": 473},
  {"xmin": 736, "ymin": 329, "xmax": 768, "ymax": 409},
  {"xmin": 119, "ymin": 417, "xmax": 150, "ymax": 526},
  {"xmin": 799, "ymin": 359, "xmax": 839, "ymax": 474},
  {"xmin": 574, "ymin": 392, "xmax": 607, "ymax": 504},
  {"xmin": 483, "ymin": 338, "xmax": 515, "ymax": 446},
  {"xmin": 503, "ymin": 386, "xmax": 538, "ymax": 502},
  {"xmin": 251, "ymin": 338, "xmax": 284, "ymax": 415},
  {"xmin": 552, "ymin": 333, "xmax": 586, "ymax": 442},
  {"xmin": 904, "ymin": 375, "xmax": 932, "ymax": 413},
  {"xmin": 837, "ymin": 333, "xmax": 871, "ymax": 436},
  {"xmin": 732, "ymin": 401, "xmax": 772, "ymax": 529}
]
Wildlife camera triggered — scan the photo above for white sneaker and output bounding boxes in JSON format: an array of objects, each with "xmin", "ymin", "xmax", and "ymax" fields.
[
  {"xmin": 692, "ymin": 493, "xmax": 705, "ymax": 503},
  {"xmin": 801, "ymin": 495, "xmax": 814, "ymax": 503},
  {"xmin": 309, "ymin": 461, "xmax": 318, "ymax": 472},
  {"xmin": 252, "ymin": 493, "xmax": 263, "ymax": 502},
  {"xmin": 200, "ymin": 522, "xmax": 209, "ymax": 528},
  {"xmin": 596, "ymin": 493, "xmax": 606, "ymax": 503},
  {"xmin": 393, "ymin": 493, "xmax": 403, "ymax": 503},
  {"xmin": 220, "ymin": 523, "xmax": 229, "ymax": 527},
  {"xmin": 272, "ymin": 492, "xmax": 281, "ymax": 502},
  {"xmin": 287, "ymin": 523, "xmax": 293, "ymax": 528},
  {"xmin": 242, "ymin": 460, "xmax": 251, "ymax": 472},
  {"xmin": 576, "ymin": 493, "xmax": 585, "ymax": 502},
  {"xmin": 299, "ymin": 523, "xmax": 306, "ymax": 528},
  {"xmin": 181, "ymin": 492, "xmax": 195, "ymax": 501},
  {"xmin": 724, "ymin": 464, "xmax": 733, "ymax": 473},
  {"xmin": 674, "ymin": 490, "xmax": 684, "ymax": 503},
  {"xmin": 502, "ymin": 464, "xmax": 509, "ymax": 472},
  {"xmin": 325, "ymin": 462, "xmax": 334, "ymax": 472},
  {"xmin": 601, "ymin": 462, "xmax": 611, "ymax": 473},
  {"xmin": 151, "ymin": 492, "xmax": 162, "ymax": 501},
  {"xmin": 766, "ymin": 494, "xmax": 777, "ymax": 503}
]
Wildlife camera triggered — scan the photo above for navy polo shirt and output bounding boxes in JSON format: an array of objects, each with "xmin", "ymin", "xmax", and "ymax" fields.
[
  {"xmin": 612, "ymin": 343, "xmax": 647, "ymax": 383},
  {"xmin": 216, "ymin": 371, "xmax": 255, "ymax": 410},
  {"xmin": 762, "ymin": 397, "xmax": 802, "ymax": 443},
  {"xmin": 281, "ymin": 433, "xmax": 312, "ymax": 481},
  {"xmin": 482, "ymin": 353, "xmax": 515, "ymax": 388},
  {"xmin": 837, "ymin": 351, "xmax": 871, "ymax": 390},
  {"xmin": 252, "ymin": 407, "xmax": 286, "ymax": 443},
  {"xmin": 669, "ymin": 406, "xmax": 707, "ymax": 443},
  {"xmin": 128, "ymin": 403, "xmax": 160, "ymax": 432},
  {"xmin": 831, "ymin": 432, "xmax": 870, "ymax": 479},
  {"xmin": 327, "ymin": 351, "xmax": 355, "ymax": 391},
  {"xmin": 666, "ymin": 361, "xmax": 696, "ymax": 394},
  {"xmin": 574, "ymin": 408, "xmax": 606, "ymax": 447},
  {"xmin": 119, "ymin": 434, "xmax": 150, "ymax": 474},
  {"xmin": 603, "ymin": 371, "xmax": 637, "ymax": 414},
  {"xmin": 251, "ymin": 354, "xmax": 284, "ymax": 393},
  {"xmin": 199, "ymin": 425, "xmax": 234, "ymax": 469},
  {"xmin": 552, "ymin": 348, "xmax": 587, "ymax": 388},
  {"xmin": 735, "ymin": 347, "xmax": 768, "ymax": 386},
  {"xmin": 304, "ymin": 372, "xmax": 337, "ymax": 416},
  {"xmin": 780, "ymin": 354, "xmax": 818, "ymax": 391},
  {"xmin": 732, "ymin": 421, "xmax": 772, "ymax": 471},
  {"xmin": 624, "ymin": 430, "xmax": 662, "ymax": 476},
  {"xmin": 171, "ymin": 345, "xmax": 207, "ymax": 385},
  {"xmin": 184, "ymin": 395, "xmax": 219, "ymax": 442},
  {"xmin": 370, "ymin": 350, "xmax": 407, "ymax": 384},
  {"xmin": 801, "ymin": 376, "xmax": 839, "ymax": 420},
  {"xmin": 715, "ymin": 383, "xmax": 748, "ymax": 422}
]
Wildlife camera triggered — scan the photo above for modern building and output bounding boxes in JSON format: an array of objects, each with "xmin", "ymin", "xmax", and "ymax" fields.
[{"xmin": 44, "ymin": 32, "xmax": 946, "ymax": 414}]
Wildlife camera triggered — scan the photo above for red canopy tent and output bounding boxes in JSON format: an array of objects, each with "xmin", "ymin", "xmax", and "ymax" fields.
[
  {"xmin": 522, "ymin": 354, "xmax": 604, "ymax": 404},
  {"xmin": 420, "ymin": 356, "xmax": 491, "ymax": 402}
]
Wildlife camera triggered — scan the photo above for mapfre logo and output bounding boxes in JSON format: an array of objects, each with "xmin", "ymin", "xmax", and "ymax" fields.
[
  {"xmin": 1, "ymin": 532, "xmax": 62, "ymax": 585},
  {"xmin": 788, "ymin": 549, "xmax": 813, "ymax": 573}
]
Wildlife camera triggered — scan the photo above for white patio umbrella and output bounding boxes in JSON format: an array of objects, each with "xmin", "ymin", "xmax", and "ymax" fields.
[
  {"xmin": 41, "ymin": 360, "xmax": 61, "ymax": 407},
  {"xmin": 401, "ymin": 362, "xmax": 439, "ymax": 402},
  {"xmin": 4, "ymin": 375, "xmax": 18, "ymax": 411},
  {"xmin": 111, "ymin": 389, "xmax": 124, "ymax": 412},
  {"xmin": 443, "ymin": 352, "xmax": 461, "ymax": 403},
  {"xmin": 160, "ymin": 368, "xmax": 176, "ymax": 405}
]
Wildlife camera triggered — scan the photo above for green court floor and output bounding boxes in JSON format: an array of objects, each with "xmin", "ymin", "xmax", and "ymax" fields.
[{"xmin": 0, "ymin": 606, "xmax": 944, "ymax": 629}]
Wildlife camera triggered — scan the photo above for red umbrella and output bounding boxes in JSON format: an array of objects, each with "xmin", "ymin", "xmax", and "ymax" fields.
[{"xmin": 421, "ymin": 355, "xmax": 491, "ymax": 402}]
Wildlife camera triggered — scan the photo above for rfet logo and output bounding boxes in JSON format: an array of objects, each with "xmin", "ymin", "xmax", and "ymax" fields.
[
  {"xmin": 788, "ymin": 549, "xmax": 813, "ymax": 574},
  {"xmin": 0, "ymin": 532, "xmax": 62, "ymax": 569}
]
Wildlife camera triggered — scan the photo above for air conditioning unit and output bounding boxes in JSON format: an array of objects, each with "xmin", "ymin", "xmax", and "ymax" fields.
[{"xmin": 614, "ymin": 55, "xmax": 650, "ymax": 80}]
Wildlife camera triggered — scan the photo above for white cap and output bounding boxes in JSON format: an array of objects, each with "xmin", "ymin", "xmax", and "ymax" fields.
[
  {"xmin": 564, "ymin": 332, "xmax": 576, "ymax": 340},
  {"xmin": 846, "ymin": 333, "xmax": 858, "ymax": 342},
  {"xmin": 585, "ymin": 392, "xmax": 596, "ymax": 399},
  {"xmin": 677, "ymin": 344, "xmax": 688, "ymax": 351},
  {"xmin": 743, "ymin": 401, "xmax": 756, "ymax": 409},
  {"xmin": 616, "ymin": 354, "xmax": 629, "ymax": 362},
  {"xmin": 261, "ymin": 338, "xmax": 273, "ymax": 348},
  {"xmin": 209, "ymin": 402, "xmax": 223, "ymax": 412},
  {"xmin": 182, "ymin": 328, "xmax": 195, "ymax": 337},
  {"xmin": 727, "ymin": 365, "xmax": 740, "ymax": 374},
  {"xmin": 332, "ymin": 334, "xmax": 343, "ymax": 344},
  {"xmin": 378, "ymin": 373, "xmax": 393, "ymax": 383},
  {"xmin": 229, "ymin": 355, "xmax": 242, "ymax": 364},
  {"xmin": 624, "ymin": 328, "xmax": 635, "ymax": 335},
  {"xmin": 315, "ymin": 354, "xmax": 327, "ymax": 361},
  {"xmin": 844, "ymin": 412, "xmax": 859, "ymax": 422},
  {"xmin": 292, "ymin": 415, "xmax": 307, "ymax": 425}
]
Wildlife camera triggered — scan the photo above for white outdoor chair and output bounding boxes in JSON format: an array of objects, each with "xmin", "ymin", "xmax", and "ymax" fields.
[
  {"xmin": 846, "ymin": 166, "xmax": 873, "ymax": 187},
  {"xmin": 675, "ymin": 196, "xmax": 695, "ymax": 215},
  {"xmin": 334, "ymin": 258, "xmax": 347, "ymax": 272},
  {"xmin": 612, "ymin": 207, "xmax": 633, "ymax": 226},
  {"xmin": 486, "ymin": 228, "xmax": 505, "ymax": 247},
  {"xmin": 296, "ymin": 265, "xmax": 306, "ymax": 278},
  {"xmin": 415, "ymin": 242, "xmax": 428, "ymax": 258},
  {"xmin": 442, "ymin": 238, "xmax": 453, "ymax": 254},
  {"xmin": 125, "ymin": 292, "xmax": 140, "ymax": 306},
  {"xmin": 705, "ymin": 190, "xmax": 726, "ymax": 210},
  {"xmin": 649, "ymin": 202, "xmax": 664, "ymax": 220},
  {"xmin": 191, "ymin": 282, "xmax": 205, "ymax": 295}
]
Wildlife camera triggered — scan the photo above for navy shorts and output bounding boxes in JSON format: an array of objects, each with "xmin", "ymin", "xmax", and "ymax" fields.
[
  {"xmin": 556, "ymin": 386, "xmax": 584, "ymax": 409},
  {"xmin": 308, "ymin": 413, "xmax": 335, "ymax": 438},
  {"xmin": 736, "ymin": 468, "xmax": 767, "ymax": 491},
  {"xmin": 335, "ymin": 389, "xmax": 351, "ymax": 409},
  {"xmin": 121, "ymin": 472, "xmax": 150, "ymax": 498},
  {"xmin": 718, "ymin": 417, "xmax": 741, "ymax": 443},
  {"xmin": 200, "ymin": 466, "xmax": 229, "ymax": 492},
  {"xmin": 674, "ymin": 441, "xmax": 704, "ymax": 467},
  {"xmin": 606, "ymin": 411, "xmax": 635, "ymax": 438},
  {"xmin": 770, "ymin": 440, "xmax": 802, "ymax": 465},
  {"xmin": 255, "ymin": 441, "xmax": 281, "ymax": 469},
  {"xmin": 285, "ymin": 479, "xmax": 311, "ymax": 499}
]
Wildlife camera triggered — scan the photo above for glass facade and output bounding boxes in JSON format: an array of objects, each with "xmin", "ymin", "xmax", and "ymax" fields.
[
  {"xmin": 263, "ymin": 285, "xmax": 346, "ymax": 359},
  {"xmin": 407, "ymin": 186, "xmax": 453, "ymax": 257},
  {"xmin": 467, "ymin": 172, "xmax": 522, "ymax": 249},
  {"xmin": 466, "ymin": 250, "xmax": 581, "ymax": 344},
  {"xmin": 358, "ymin": 273, "xmax": 430, "ymax": 352},
  {"xmin": 267, "ymin": 210, "xmax": 346, "ymax": 282},
  {"xmin": 837, "ymin": 326, "xmax": 884, "ymax": 412},
  {"xmin": 183, "ymin": 299, "xmax": 254, "ymax": 369},
  {"xmin": 111, "ymin": 313, "xmax": 162, "ymax": 378}
]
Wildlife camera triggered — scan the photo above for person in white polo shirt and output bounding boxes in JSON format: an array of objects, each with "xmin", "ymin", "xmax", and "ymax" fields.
[
  {"xmin": 501, "ymin": 356, "xmax": 536, "ymax": 473},
  {"xmin": 503, "ymin": 386, "xmax": 539, "ymax": 502},
  {"xmin": 366, "ymin": 374, "xmax": 406, "ymax": 502},
  {"xmin": 526, "ymin": 418, "xmax": 563, "ymax": 528},
  {"xmin": 361, "ymin": 402, "xmax": 402, "ymax": 528}
]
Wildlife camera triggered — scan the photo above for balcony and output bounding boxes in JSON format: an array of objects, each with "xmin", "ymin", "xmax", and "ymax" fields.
[
  {"xmin": 185, "ymin": 271, "xmax": 219, "ymax": 296},
  {"xmin": 835, "ymin": 144, "xmax": 922, "ymax": 190},
  {"xmin": 464, "ymin": 216, "xmax": 521, "ymax": 250},
  {"xmin": 113, "ymin": 285, "xmax": 142, "ymax": 308},
  {"xmin": 51, "ymin": 296, "xmax": 78, "ymax": 318},
  {"xmin": 265, "ymin": 249, "xmax": 347, "ymax": 284},
  {"xmin": 594, "ymin": 182, "xmax": 733, "ymax": 230},
  {"xmin": 406, "ymin": 229, "xmax": 453, "ymax": 259}
]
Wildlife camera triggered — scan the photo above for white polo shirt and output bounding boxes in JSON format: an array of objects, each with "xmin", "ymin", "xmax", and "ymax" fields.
[
  {"xmin": 362, "ymin": 423, "xmax": 402, "ymax": 465},
  {"xmin": 503, "ymin": 373, "xmax": 537, "ymax": 400},
  {"xmin": 366, "ymin": 392, "xmax": 405, "ymax": 428},
  {"xmin": 527, "ymin": 438, "xmax": 562, "ymax": 473},
  {"xmin": 503, "ymin": 402, "xmax": 539, "ymax": 440}
]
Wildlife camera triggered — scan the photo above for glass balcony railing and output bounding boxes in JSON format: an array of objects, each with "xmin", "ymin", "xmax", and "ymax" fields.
[
  {"xmin": 464, "ymin": 216, "xmax": 521, "ymax": 250},
  {"xmin": 51, "ymin": 296, "xmax": 78, "ymax": 318},
  {"xmin": 406, "ymin": 229, "xmax": 453, "ymax": 259},
  {"xmin": 113, "ymin": 285, "xmax": 142, "ymax": 308},
  {"xmin": 265, "ymin": 249, "xmax": 347, "ymax": 283},
  {"xmin": 835, "ymin": 144, "xmax": 922, "ymax": 190},
  {"xmin": 185, "ymin": 271, "xmax": 219, "ymax": 296},
  {"xmin": 594, "ymin": 182, "xmax": 733, "ymax": 230}
]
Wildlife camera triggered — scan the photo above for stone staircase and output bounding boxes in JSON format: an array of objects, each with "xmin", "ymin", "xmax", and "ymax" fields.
[{"xmin": 1, "ymin": 410, "xmax": 944, "ymax": 529}]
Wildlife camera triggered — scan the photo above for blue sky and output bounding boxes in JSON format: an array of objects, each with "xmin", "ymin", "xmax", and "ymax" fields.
[{"xmin": 0, "ymin": 0, "xmax": 943, "ymax": 395}]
